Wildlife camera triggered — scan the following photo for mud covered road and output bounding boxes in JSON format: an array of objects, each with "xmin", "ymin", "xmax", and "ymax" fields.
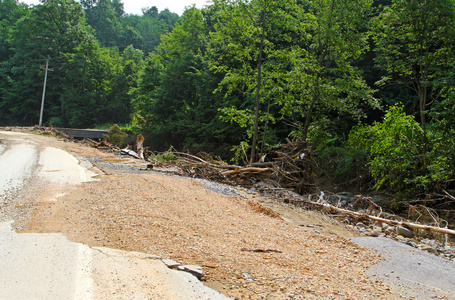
[{"xmin": 1, "ymin": 129, "xmax": 454, "ymax": 299}]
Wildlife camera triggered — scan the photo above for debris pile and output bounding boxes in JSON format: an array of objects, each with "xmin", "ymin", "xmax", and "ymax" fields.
[
  {"xmin": 148, "ymin": 140, "xmax": 315, "ymax": 195},
  {"xmin": 32, "ymin": 125, "xmax": 72, "ymax": 141}
]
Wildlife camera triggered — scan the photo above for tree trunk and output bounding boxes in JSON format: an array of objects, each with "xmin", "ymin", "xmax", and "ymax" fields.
[
  {"xmin": 302, "ymin": 75, "xmax": 320, "ymax": 141},
  {"xmin": 418, "ymin": 60, "xmax": 429, "ymax": 168},
  {"xmin": 250, "ymin": 6, "xmax": 266, "ymax": 165}
]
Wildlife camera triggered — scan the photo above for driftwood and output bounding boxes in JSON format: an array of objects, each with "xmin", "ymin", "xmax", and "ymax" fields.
[
  {"xmin": 169, "ymin": 141, "xmax": 314, "ymax": 194},
  {"xmin": 173, "ymin": 151, "xmax": 239, "ymax": 169},
  {"xmin": 173, "ymin": 152, "xmax": 274, "ymax": 175},
  {"xmin": 305, "ymin": 199, "xmax": 455, "ymax": 236},
  {"xmin": 222, "ymin": 167, "xmax": 273, "ymax": 175}
]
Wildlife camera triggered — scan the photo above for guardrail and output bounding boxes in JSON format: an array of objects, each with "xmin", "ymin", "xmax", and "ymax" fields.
[{"xmin": 56, "ymin": 128, "xmax": 108, "ymax": 139}]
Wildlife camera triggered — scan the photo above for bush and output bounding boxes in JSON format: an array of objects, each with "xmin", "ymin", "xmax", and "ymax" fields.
[
  {"xmin": 108, "ymin": 124, "xmax": 127, "ymax": 148},
  {"xmin": 315, "ymin": 146, "xmax": 370, "ymax": 187},
  {"xmin": 48, "ymin": 117, "xmax": 63, "ymax": 128},
  {"xmin": 348, "ymin": 105, "xmax": 425, "ymax": 194}
]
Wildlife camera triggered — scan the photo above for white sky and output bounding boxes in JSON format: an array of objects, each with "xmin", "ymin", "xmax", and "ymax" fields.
[{"xmin": 20, "ymin": 0, "xmax": 212, "ymax": 16}]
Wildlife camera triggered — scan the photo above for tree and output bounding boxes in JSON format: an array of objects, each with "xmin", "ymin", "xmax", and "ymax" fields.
[
  {"xmin": 132, "ymin": 7, "xmax": 228, "ymax": 153},
  {"xmin": 373, "ymin": 0, "xmax": 455, "ymax": 164},
  {"xmin": 5, "ymin": 0, "xmax": 94, "ymax": 125},
  {"xmin": 208, "ymin": 0, "xmax": 377, "ymax": 162},
  {"xmin": 209, "ymin": 0, "xmax": 291, "ymax": 162},
  {"xmin": 0, "ymin": 0, "xmax": 28, "ymax": 60},
  {"xmin": 4, "ymin": 0, "xmax": 126, "ymax": 127},
  {"xmin": 276, "ymin": 0, "xmax": 377, "ymax": 141},
  {"xmin": 0, "ymin": 0, "xmax": 29, "ymax": 125},
  {"xmin": 349, "ymin": 105, "xmax": 424, "ymax": 193}
]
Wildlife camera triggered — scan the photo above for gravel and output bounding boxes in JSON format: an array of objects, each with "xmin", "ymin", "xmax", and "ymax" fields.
[{"xmin": 27, "ymin": 172, "xmax": 393, "ymax": 299}]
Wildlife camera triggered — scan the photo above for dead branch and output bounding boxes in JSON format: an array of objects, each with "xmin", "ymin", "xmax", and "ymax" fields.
[
  {"xmin": 250, "ymin": 161, "xmax": 278, "ymax": 168},
  {"xmin": 305, "ymin": 200, "xmax": 455, "ymax": 236},
  {"xmin": 442, "ymin": 189, "xmax": 455, "ymax": 201},
  {"xmin": 173, "ymin": 151, "xmax": 239, "ymax": 170},
  {"xmin": 222, "ymin": 167, "xmax": 273, "ymax": 175}
]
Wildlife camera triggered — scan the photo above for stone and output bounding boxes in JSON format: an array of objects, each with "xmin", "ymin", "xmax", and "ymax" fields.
[
  {"xmin": 419, "ymin": 244, "xmax": 437, "ymax": 254},
  {"xmin": 384, "ymin": 226, "xmax": 395, "ymax": 236},
  {"xmin": 396, "ymin": 226, "xmax": 414, "ymax": 238},
  {"xmin": 161, "ymin": 258, "xmax": 182, "ymax": 269},
  {"xmin": 356, "ymin": 222, "xmax": 367, "ymax": 229},
  {"xmin": 395, "ymin": 235, "xmax": 406, "ymax": 242},
  {"xmin": 367, "ymin": 230, "xmax": 381, "ymax": 237}
]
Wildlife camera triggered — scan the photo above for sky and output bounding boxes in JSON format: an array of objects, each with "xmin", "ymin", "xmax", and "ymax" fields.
[{"xmin": 20, "ymin": 0, "xmax": 213, "ymax": 16}]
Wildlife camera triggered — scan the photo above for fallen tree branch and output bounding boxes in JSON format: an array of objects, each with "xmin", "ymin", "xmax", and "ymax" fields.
[
  {"xmin": 442, "ymin": 189, "xmax": 455, "ymax": 201},
  {"xmin": 302, "ymin": 199, "xmax": 455, "ymax": 236},
  {"xmin": 222, "ymin": 167, "xmax": 272, "ymax": 175},
  {"xmin": 241, "ymin": 248, "xmax": 282, "ymax": 253},
  {"xmin": 173, "ymin": 151, "xmax": 239, "ymax": 169},
  {"xmin": 250, "ymin": 161, "xmax": 278, "ymax": 168}
]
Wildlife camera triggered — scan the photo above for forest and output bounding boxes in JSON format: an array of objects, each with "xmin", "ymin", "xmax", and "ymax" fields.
[{"xmin": 1, "ymin": 0, "xmax": 455, "ymax": 216}]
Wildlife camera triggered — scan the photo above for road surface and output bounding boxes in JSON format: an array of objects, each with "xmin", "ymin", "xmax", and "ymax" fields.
[{"xmin": 0, "ymin": 130, "xmax": 228, "ymax": 300}]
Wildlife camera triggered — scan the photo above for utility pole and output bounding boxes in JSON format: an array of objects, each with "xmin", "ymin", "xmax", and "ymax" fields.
[{"xmin": 39, "ymin": 59, "xmax": 53, "ymax": 128}]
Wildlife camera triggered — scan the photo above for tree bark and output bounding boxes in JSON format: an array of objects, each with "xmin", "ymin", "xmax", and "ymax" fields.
[{"xmin": 250, "ymin": 9, "xmax": 266, "ymax": 165}]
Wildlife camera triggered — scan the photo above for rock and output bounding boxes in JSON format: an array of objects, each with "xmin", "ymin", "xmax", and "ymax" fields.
[
  {"xmin": 356, "ymin": 222, "xmax": 367, "ymax": 229},
  {"xmin": 403, "ymin": 240, "xmax": 414, "ymax": 247},
  {"xmin": 161, "ymin": 258, "xmax": 182, "ymax": 269},
  {"xmin": 384, "ymin": 226, "xmax": 395, "ymax": 236},
  {"xmin": 419, "ymin": 244, "xmax": 437, "ymax": 254},
  {"xmin": 396, "ymin": 226, "xmax": 414, "ymax": 238},
  {"xmin": 367, "ymin": 230, "xmax": 381, "ymax": 237},
  {"xmin": 395, "ymin": 235, "xmax": 406, "ymax": 242}
]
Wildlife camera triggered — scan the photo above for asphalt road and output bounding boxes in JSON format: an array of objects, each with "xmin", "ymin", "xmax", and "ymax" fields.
[
  {"xmin": 351, "ymin": 236, "xmax": 455, "ymax": 300},
  {"xmin": 0, "ymin": 131, "xmax": 228, "ymax": 300}
]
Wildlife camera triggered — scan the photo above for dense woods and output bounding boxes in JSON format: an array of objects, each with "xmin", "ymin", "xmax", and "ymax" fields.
[{"xmin": 1, "ymin": 0, "xmax": 455, "ymax": 212}]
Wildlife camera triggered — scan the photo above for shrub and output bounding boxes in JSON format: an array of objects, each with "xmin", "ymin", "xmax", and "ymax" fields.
[
  {"xmin": 108, "ymin": 124, "xmax": 127, "ymax": 148},
  {"xmin": 348, "ymin": 105, "xmax": 425, "ymax": 193}
]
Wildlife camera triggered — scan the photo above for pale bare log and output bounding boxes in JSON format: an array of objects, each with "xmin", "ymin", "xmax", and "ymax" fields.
[
  {"xmin": 222, "ymin": 167, "xmax": 272, "ymax": 175},
  {"xmin": 306, "ymin": 200, "xmax": 455, "ymax": 236}
]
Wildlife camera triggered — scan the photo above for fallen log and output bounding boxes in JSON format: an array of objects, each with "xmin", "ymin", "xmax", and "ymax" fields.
[
  {"xmin": 305, "ymin": 200, "xmax": 455, "ymax": 236},
  {"xmin": 222, "ymin": 167, "xmax": 273, "ymax": 175}
]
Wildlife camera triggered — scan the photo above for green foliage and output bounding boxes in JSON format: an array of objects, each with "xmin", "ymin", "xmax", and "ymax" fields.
[
  {"xmin": 316, "ymin": 145, "xmax": 369, "ymax": 186},
  {"xmin": 230, "ymin": 141, "xmax": 251, "ymax": 165},
  {"xmin": 81, "ymin": 1, "xmax": 178, "ymax": 53},
  {"xmin": 209, "ymin": 0, "xmax": 378, "ymax": 157},
  {"xmin": 150, "ymin": 147, "xmax": 175, "ymax": 162},
  {"xmin": 372, "ymin": 0, "xmax": 455, "ymax": 161},
  {"xmin": 48, "ymin": 117, "xmax": 63, "ymax": 128},
  {"xmin": 107, "ymin": 124, "xmax": 126, "ymax": 147},
  {"xmin": 349, "ymin": 106, "xmax": 425, "ymax": 192},
  {"xmin": 131, "ymin": 7, "xmax": 234, "ymax": 152},
  {"xmin": 2, "ymin": 0, "xmax": 454, "ymax": 200}
]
